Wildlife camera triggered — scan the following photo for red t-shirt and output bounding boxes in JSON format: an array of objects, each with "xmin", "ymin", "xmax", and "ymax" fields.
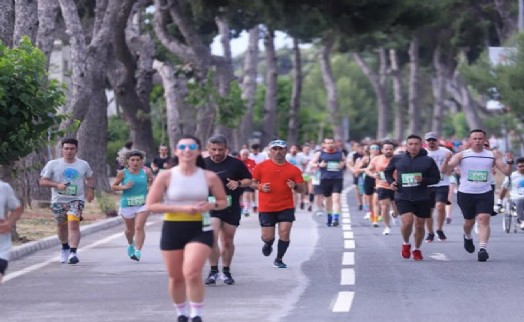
[
  {"xmin": 240, "ymin": 158, "xmax": 256, "ymax": 174},
  {"xmin": 252, "ymin": 159, "xmax": 304, "ymax": 212}
]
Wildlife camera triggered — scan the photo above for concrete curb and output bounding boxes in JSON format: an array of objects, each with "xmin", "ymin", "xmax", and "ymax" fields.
[{"xmin": 10, "ymin": 216, "xmax": 123, "ymax": 261}]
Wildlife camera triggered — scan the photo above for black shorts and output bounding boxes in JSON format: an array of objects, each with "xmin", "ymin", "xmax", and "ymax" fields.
[
  {"xmin": 160, "ymin": 221, "xmax": 213, "ymax": 250},
  {"xmin": 320, "ymin": 178, "xmax": 343, "ymax": 197},
  {"xmin": 313, "ymin": 185, "xmax": 323, "ymax": 195},
  {"xmin": 376, "ymin": 188, "xmax": 395, "ymax": 201},
  {"xmin": 395, "ymin": 199, "xmax": 433, "ymax": 218},
  {"xmin": 428, "ymin": 186, "xmax": 450, "ymax": 208},
  {"xmin": 259, "ymin": 208, "xmax": 295, "ymax": 227},
  {"xmin": 457, "ymin": 190, "xmax": 494, "ymax": 220},
  {"xmin": 363, "ymin": 176, "xmax": 375, "ymax": 196},
  {"xmin": 0, "ymin": 258, "xmax": 7, "ymax": 275},
  {"xmin": 243, "ymin": 187, "xmax": 255, "ymax": 193},
  {"xmin": 211, "ymin": 210, "xmax": 241, "ymax": 226}
]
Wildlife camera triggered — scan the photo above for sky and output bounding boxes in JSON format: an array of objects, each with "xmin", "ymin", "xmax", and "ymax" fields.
[{"xmin": 210, "ymin": 30, "xmax": 297, "ymax": 57}]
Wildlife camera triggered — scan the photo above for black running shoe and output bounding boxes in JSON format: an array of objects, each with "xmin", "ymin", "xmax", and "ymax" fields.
[
  {"xmin": 300, "ymin": 202, "xmax": 304, "ymax": 210},
  {"xmin": 204, "ymin": 270, "xmax": 219, "ymax": 285},
  {"xmin": 178, "ymin": 316, "xmax": 189, "ymax": 322},
  {"xmin": 191, "ymin": 317, "xmax": 202, "ymax": 322},
  {"xmin": 273, "ymin": 258, "xmax": 287, "ymax": 268},
  {"xmin": 478, "ymin": 248, "xmax": 489, "ymax": 262},
  {"xmin": 358, "ymin": 205, "xmax": 363, "ymax": 211},
  {"xmin": 223, "ymin": 271, "xmax": 235, "ymax": 285},
  {"xmin": 436, "ymin": 230, "xmax": 447, "ymax": 241},
  {"xmin": 262, "ymin": 243, "xmax": 273, "ymax": 256},
  {"xmin": 307, "ymin": 205, "xmax": 312, "ymax": 212},
  {"xmin": 463, "ymin": 236, "xmax": 475, "ymax": 253},
  {"xmin": 425, "ymin": 233, "xmax": 435, "ymax": 243}
]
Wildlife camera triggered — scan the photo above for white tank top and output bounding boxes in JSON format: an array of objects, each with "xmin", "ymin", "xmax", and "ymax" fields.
[
  {"xmin": 458, "ymin": 149, "xmax": 494, "ymax": 194},
  {"xmin": 164, "ymin": 167, "xmax": 208, "ymax": 206},
  {"xmin": 427, "ymin": 147, "xmax": 451, "ymax": 187}
]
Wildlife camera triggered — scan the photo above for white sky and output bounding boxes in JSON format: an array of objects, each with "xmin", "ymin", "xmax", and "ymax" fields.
[{"xmin": 211, "ymin": 30, "xmax": 296, "ymax": 57}]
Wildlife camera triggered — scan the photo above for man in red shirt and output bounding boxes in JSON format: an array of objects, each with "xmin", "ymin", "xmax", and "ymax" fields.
[
  {"xmin": 251, "ymin": 139, "xmax": 305, "ymax": 268},
  {"xmin": 239, "ymin": 149, "xmax": 256, "ymax": 216}
]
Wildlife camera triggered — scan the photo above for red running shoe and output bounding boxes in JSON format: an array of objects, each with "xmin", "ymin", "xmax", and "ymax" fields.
[
  {"xmin": 401, "ymin": 244, "xmax": 411, "ymax": 259},
  {"xmin": 412, "ymin": 249, "xmax": 423, "ymax": 261}
]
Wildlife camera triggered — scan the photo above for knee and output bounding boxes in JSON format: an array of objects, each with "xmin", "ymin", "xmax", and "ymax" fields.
[{"xmin": 183, "ymin": 269, "xmax": 201, "ymax": 283}]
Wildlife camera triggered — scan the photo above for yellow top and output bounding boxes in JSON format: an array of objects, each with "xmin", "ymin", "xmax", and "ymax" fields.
[{"xmin": 164, "ymin": 212, "xmax": 202, "ymax": 222}]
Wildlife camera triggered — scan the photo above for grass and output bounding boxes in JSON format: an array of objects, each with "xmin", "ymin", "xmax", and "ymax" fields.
[{"xmin": 13, "ymin": 192, "xmax": 121, "ymax": 246}]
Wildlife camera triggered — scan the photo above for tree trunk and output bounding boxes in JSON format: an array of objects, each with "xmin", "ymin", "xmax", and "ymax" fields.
[
  {"xmin": 261, "ymin": 28, "xmax": 278, "ymax": 146},
  {"xmin": 407, "ymin": 36, "xmax": 420, "ymax": 135},
  {"xmin": 287, "ymin": 38, "xmax": 302, "ymax": 146},
  {"xmin": 493, "ymin": 0, "xmax": 517, "ymax": 42},
  {"xmin": 452, "ymin": 71, "xmax": 483, "ymax": 130},
  {"xmin": 389, "ymin": 48, "xmax": 404, "ymax": 142},
  {"xmin": 431, "ymin": 45, "xmax": 446, "ymax": 136},
  {"xmin": 0, "ymin": 0, "xmax": 14, "ymax": 47},
  {"xmin": 13, "ymin": 0, "xmax": 38, "ymax": 45},
  {"xmin": 352, "ymin": 49, "xmax": 389, "ymax": 140},
  {"xmin": 320, "ymin": 33, "xmax": 344, "ymax": 140},
  {"xmin": 238, "ymin": 25, "xmax": 259, "ymax": 148},
  {"xmin": 37, "ymin": 0, "xmax": 60, "ymax": 68}
]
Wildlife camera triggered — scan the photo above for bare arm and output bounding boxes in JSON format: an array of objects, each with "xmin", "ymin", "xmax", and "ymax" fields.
[
  {"xmin": 494, "ymin": 152, "xmax": 513, "ymax": 176},
  {"xmin": 442, "ymin": 151, "xmax": 463, "ymax": 174}
]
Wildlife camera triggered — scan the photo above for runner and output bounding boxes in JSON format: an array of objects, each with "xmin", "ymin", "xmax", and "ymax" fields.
[
  {"xmin": 347, "ymin": 143, "xmax": 364, "ymax": 210},
  {"xmin": 111, "ymin": 150, "xmax": 154, "ymax": 261},
  {"xmin": 204, "ymin": 134, "xmax": 252, "ymax": 286},
  {"xmin": 384, "ymin": 134, "xmax": 440, "ymax": 261},
  {"xmin": 238, "ymin": 149, "xmax": 256, "ymax": 217},
  {"xmin": 251, "ymin": 139, "xmax": 305, "ymax": 268},
  {"xmin": 423, "ymin": 132, "xmax": 452, "ymax": 242},
  {"xmin": 146, "ymin": 135, "xmax": 227, "ymax": 322},
  {"xmin": 0, "ymin": 180, "xmax": 23, "ymax": 285},
  {"xmin": 442, "ymin": 129, "xmax": 513, "ymax": 262},
  {"xmin": 498, "ymin": 157, "xmax": 524, "ymax": 229},
  {"xmin": 39, "ymin": 138, "xmax": 95, "ymax": 264},
  {"xmin": 310, "ymin": 137, "xmax": 346, "ymax": 227},
  {"xmin": 151, "ymin": 145, "xmax": 172, "ymax": 175},
  {"xmin": 298, "ymin": 144, "xmax": 315, "ymax": 212}
]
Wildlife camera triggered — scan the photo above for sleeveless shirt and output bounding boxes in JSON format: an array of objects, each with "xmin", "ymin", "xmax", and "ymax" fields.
[
  {"xmin": 164, "ymin": 167, "xmax": 208, "ymax": 221},
  {"xmin": 458, "ymin": 149, "xmax": 494, "ymax": 194}
]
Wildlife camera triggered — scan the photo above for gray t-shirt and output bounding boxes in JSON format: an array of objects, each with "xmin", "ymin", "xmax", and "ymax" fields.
[
  {"xmin": 0, "ymin": 180, "xmax": 21, "ymax": 260},
  {"xmin": 40, "ymin": 158, "xmax": 94, "ymax": 203}
]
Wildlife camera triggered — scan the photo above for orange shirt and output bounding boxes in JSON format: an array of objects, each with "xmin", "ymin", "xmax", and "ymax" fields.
[
  {"xmin": 370, "ymin": 154, "xmax": 393, "ymax": 189},
  {"xmin": 240, "ymin": 158, "xmax": 256, "ymax": 174},
  {"xmin": 252, "ymin": 159, "xmax": 304, "ymax": 212}
]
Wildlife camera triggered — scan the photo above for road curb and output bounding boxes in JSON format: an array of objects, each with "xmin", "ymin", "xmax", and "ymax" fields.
[{"xmin": 10, "ymin": 216, "xmax": 123, "ymax": 261}]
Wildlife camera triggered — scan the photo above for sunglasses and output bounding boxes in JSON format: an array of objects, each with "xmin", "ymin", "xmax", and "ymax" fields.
[
  {"xmin": 426, "ymin": 139, "xmax": 437, "ymax": 142},
  {"xmin": 177, "ymin": 143, "xmax": 198, "ymax": 151}
]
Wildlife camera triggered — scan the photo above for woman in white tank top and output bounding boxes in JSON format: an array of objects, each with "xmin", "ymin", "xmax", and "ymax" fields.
[{"xmin": 146, "ymin": 135, "xmax": 227, "ymax": 322}]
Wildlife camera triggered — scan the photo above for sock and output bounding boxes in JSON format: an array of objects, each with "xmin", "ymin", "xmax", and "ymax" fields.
[
  {"xmin": 403, "ymin": 241, "xmax": 410, "ymax": 245},
  {"xmin": 70, "ymin": 248, "xmax": 77, "ymax": 254},
  {"xmin": 190, "ymin": 301, "xmax": 203, "ymax": 318},
  {"xmin": 309, "ymin": 193, "xmax": 314, "ymax": 202},
  {"xmin": 277, "ymin": 240, "xmax": 290, "ymax": 259},
  {"xmin": 333, "ymin": 213, "xmax": 339, "ymax": 221},
  {"xmin": 173, "ymin": 302, "xmax": 187, "ymax": 317},
  {"xmin": 62, "ymin": 243, "xmax": 70, "ymax": 250},
  {"xmin": 222, "ymin": 266, "xmax": 230, "ymax": 272},
  {"xmin": 464, "ymin": 234, "xmax": 472, "ymax": 240},
  {"xmin": 479, "ymin": 243, "xmax": 487, "ymax": 249},
  {"xmin": 210, "ymin": 265, "xmax": 218, "ymax": 273},
  {"xmin": 327, "ymin": 213, "xmax": 332, "ymax": 224}
]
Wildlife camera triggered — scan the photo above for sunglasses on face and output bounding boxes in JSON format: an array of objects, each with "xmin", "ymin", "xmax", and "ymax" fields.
[
  {"xmin": 177, "ymin": 143, "xmax": 198, "ymax": 151},
  {"xmin": 426, "ymin": 139, "xmax": 437, "ymax": 142}
]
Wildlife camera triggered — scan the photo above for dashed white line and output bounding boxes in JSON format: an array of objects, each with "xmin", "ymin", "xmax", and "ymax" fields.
[
  {"xmin": 342, "ymin": 252, "xmax": 355, "ymax": 266},
  {"xmin": 332, "ymin": 291, "xmax": 355, "ymax": 312},
  {"xmin": 344, "ymin": 240, "xmax": 355, "ymax": 249},
  {"xmin": 342, "ymin": 224, "xmax": 352, "ymax": 231},
  {"xmin": 342, "ymin": 218, "xmax": 351, "ymax": 224},
  {"xmin": 341, "ymin": 268, "xmax": 355, "ymax": 285},
  {"xmin": 343, "ymin": 231, "xmax": 354, "ymax": 239}
]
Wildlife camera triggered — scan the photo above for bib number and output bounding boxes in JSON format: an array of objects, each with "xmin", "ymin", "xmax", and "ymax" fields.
[
  {"xmin": 467, "ymin": 170, "xmax": 488, "ymax": 182},
  {"xmin": 326, "ymin": 161, "xmax": 339, "ymax": 172},
  {"xmin": 126, "ymin": 195, "xmax": 145, "ymax": 206},
  {"xmin": 59, "ymin": 184, "xmax": 78, "ymax": 196},
  {"xmin": 202, "ymin": 212, "xmax": 212, "ymax": 231},
  {"xmin": 401, "ymin": 173, "xmax": 421, "ymax": 187}
]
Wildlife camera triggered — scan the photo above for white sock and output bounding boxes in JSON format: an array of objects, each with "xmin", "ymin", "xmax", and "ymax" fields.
[
  {"xmin": 173, "ymin": 302, "xmax": 187, "ymax": 317},
  {"xmin": 190, "ymin": 301, "xmax": 203, "ymax": 318}
]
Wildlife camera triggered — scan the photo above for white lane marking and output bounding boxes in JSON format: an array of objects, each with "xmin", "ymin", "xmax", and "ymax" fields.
[
  {"xmin": 342, "ymin": 224, "xmax": 352, "ymax": 231},
  {"xmin": 342, "ymin": 252, "xmax": 355, "ymax": 266},
  {"xmin": 344, "ymin": 240, "xmax": 355, "ymax": 249},
  {"xmin": 4, "ymin": 221, "xmax": 159, "ymax": 283},
  {"xmin": 342, "ymin": 218, "xmax": 351, "ymax": 224},
  {"xmin": 343, "ymin": 231, "xmax": 354, "ymax": 239},
  {"xmin": 333, "ymin": 291, "xmax": 355, "ymax": 312},
  {"xmin": 429, "ymin": 252, "xmax": 450, "ymax": 261},
  {"xmin": 340, "ymin": 268, "xmax": 355, "ymax": 285},
  {"xmin": 341, "ymin": 213, "xmax": 350, "ymax": 219}
]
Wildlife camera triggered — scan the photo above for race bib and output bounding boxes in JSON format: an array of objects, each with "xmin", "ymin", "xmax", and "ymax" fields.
[
  {"xmin": 401, "ymin": 173, "xmax": 421, "ymax": 187},
  {"xmin": 202, "ymin": 212, "xmax": 212, "ymax": 231},
  {"xmin": 467, "ymin": 170, "xmax": 488, "ymax": 182},
  {"xmin": 378, "ymin": 171, "xmax": 386, "ymax": 181},
  {"xmin": 126, "ymin": 195, "xmax": 145, "ymax": 206},
  {"xmin": 326, "ymin": 161, "xmax": 339, "ymax": 172},
  {"xmin": 59, "ymin": 184, "xmax": 78, "ymax": 196}
]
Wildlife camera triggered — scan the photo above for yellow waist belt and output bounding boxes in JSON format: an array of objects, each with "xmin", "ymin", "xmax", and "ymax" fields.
[{"xmin": 164, "ymin": 212, "xmax": 202, "ymax": 222}]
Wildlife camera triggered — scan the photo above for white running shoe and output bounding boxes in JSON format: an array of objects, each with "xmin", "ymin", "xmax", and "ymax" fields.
[
  {"xmin": 364, "ymin": 212, "xmax": 371, "ymax": 220},
  {"xmin": 60, "ymin": 249, "xmax": 70, "ymax": 264},
  {"xmin": 382, "ymin": 227, "xmax": 391, "ymax": 235}
]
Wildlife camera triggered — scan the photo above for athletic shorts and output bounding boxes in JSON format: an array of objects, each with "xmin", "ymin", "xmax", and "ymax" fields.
[
  {"xmin": 457, "ymin": 191, "xmax": 494, "ymax": 220},
  {"xmin": 259, "ymin": 208, "xmax": 295, "ymax": 227},
  {"xmin": 320, "ymin": 178, "xmax": 343, "ymax": 197},
  {"xmin": 395, "ymin": 199, "xmax": 433, "ymax": 218},
  {"xmin": 119, "ymin": 205, "xmax": 147, "ymax": 219},
  {"xmin": 0, "ymin": 258, "xmax": 7, "ymax": 275},
  {"xmin": 51, "ymin": 200, "xmax": 85, "ymax": 224},
  {"xmin": 211, "ymin": 210, "xmax": 241, "ymax": 226},
  {"xmin": 363, "ymin": 176, "xmax": 375, "ymax": 196},
  {"xmin": 313, "ymin": 185, "xmax": 323, "ymax": 195},
  {"xmin": 428, "ymin": 186, "xmax": 450, "ymax": 208},
  {"xmin": 376, "ymin": 188, "xmax": 395, "ymax": 201},
  {"xmin": 243, "ymin": 187, "xmax": 255, "ymax": 193},
  {"xmin": 160, "ymin": 221, "xmax": 213, "ymax": 250}
]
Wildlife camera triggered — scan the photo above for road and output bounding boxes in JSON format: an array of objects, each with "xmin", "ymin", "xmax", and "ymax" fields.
[{"xmin": 2, "ymin": 186, "xmax": 524, "ymax": 322}]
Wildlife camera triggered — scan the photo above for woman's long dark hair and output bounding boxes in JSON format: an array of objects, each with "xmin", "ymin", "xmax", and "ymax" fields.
[{"xmin": 171, "ymin": 135, "xmax": 206, "ymax": 169}]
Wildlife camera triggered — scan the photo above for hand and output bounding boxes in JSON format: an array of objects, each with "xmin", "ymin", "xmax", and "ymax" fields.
[
  {"xmin": 0, "ymin": 219, "xmax": 11, "ymax": 233},
  {"xmin": 286, "ymin": 179, "xmax": 296, "ymax": 190},
  {"xmin": 226, "ymin": 178, "xmax": 241, "ymax": 190},
  {"xmin": 390, "ymin": 182, "xmax": 398, "ymax": 191},
  {"xmin": 86, "ymin": 189, "xmax": 94, "ymax": 203},
  {"xmin": 319, "ymin": 160, "xmax": 327, "ymax": 168},
  {"xmin": 57, "ymin": 183, "xmax": 68, "ymax": 191},
  {"xmin": 260, "ymin": 182, "xmax": 271, "ymax": 193},
  {"xmin": 124, "ymin": 181, "xmax": 134, "ymax": 190}
]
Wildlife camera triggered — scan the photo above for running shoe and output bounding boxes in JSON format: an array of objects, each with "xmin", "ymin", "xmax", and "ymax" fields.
[
  {"xmin": 332, "ymin": 218, "xmax": 339, "ymax": 227},
  {"xmin": 364, "ymin": 212, "xmax": 371, "ymax": 220},
  {"xmin": 273, "ymin": 259, "xmax": 287, "ymax": 268},
  {"xmin": 446, "ymin": 217, "xmax": 452, "ymax": 224},
  {"xmin": 68, "ymin": 252, "xmax": 79, "ymax": 265},
  {"xmin": 177, "ymin": 316, "xmax": 189, "ymax": 322},
  {"xmin": 253, "ymin": 206, "xmax": 258, "ymax": 213},
  {"xmin": 463, "ymin": 236, "xmax": 475, "ymax": 253},
  {"xmin": 425, "ymin": 232, "xmax": 435, "ymax": 243},
  {"xmin": 127, "ymin": 243, "xmax": 135, "ymax": 257},
  {"xmin": 222, "ymin": 271, "xmax": 235, "ymax": 285},
  {"xmin": 382, "ymin": 226, "xmax": 391, "ymax": 235},
  {"xmin": 520, "ymin": 221, "xmax": 524, "ymax": 230},
  {"xmin": 478, "ymin": 248, "xmax": 489, "ymax": 262},
  {"xmin": 191, "ymin": 317, "xmax": 202, "ymax": 322},
  {"xmin": 60, "ymin": 249, "xmax": 70, "ymax": 264},
  {"xmin": 401, "ymin": 244, "xmax": 411, "ymax": 259},
  {"xmin": 131, "ymin": 249, "xmax": 141, "ymax": 261},
  {"xmin": 358, "ymin": 205, "xmax": 363, "ymax": 211},
  {"xmin": 372, "ymin": 222, "xmax": 379, "ymax": 228},
  {"xmin": 436, "ymin": 230, "xmax": 447, "ymax": 241},
  {"xmin": 307, "ymin": 205, "xmax": 312, "ymax": 212},
  {"xmin": 390, "ymin": 210, "xmax": 398, "ymax": 218},
  {"xmin": 204, "ymin": 270, "xmax": 220, "ymax": 285},
  {"xmin": 300, "ymin": 202, "xmax": 305, "ymax": 210},
  {"xmin": 262, "ymin": 243, "xmax": 273, "ymax": 256},
  {"xmin": 412, "ymin": 249, "xmax": 423, "ymax": 261}
]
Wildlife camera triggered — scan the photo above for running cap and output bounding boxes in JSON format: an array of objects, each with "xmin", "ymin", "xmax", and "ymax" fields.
[
  {"xmin": 424, "ymin": 132, "xmax": 438, "ymax": 140},
  {"xmin": 269, "ymin": 139, "xmax": 287, "ymax": 148}
]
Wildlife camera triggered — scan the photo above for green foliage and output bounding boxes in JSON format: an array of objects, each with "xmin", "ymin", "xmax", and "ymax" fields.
[
  {"xmin": 185, "ymin": 71, "xmax": 245, "ymax": 128},
  {"xmin": 106, "ymin": 116, "xmax": 130, "ymax": 175},
  {"xmin": 253, "ymin": 77, "xmax": 292, "ymax": 139},
  {"xmin": 95, "ymin": 191, "xmax": 118, "ymax": 217},
  {"xmin": 0, "ymin": 37, "xmax": 66, "ymax": 166}
]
